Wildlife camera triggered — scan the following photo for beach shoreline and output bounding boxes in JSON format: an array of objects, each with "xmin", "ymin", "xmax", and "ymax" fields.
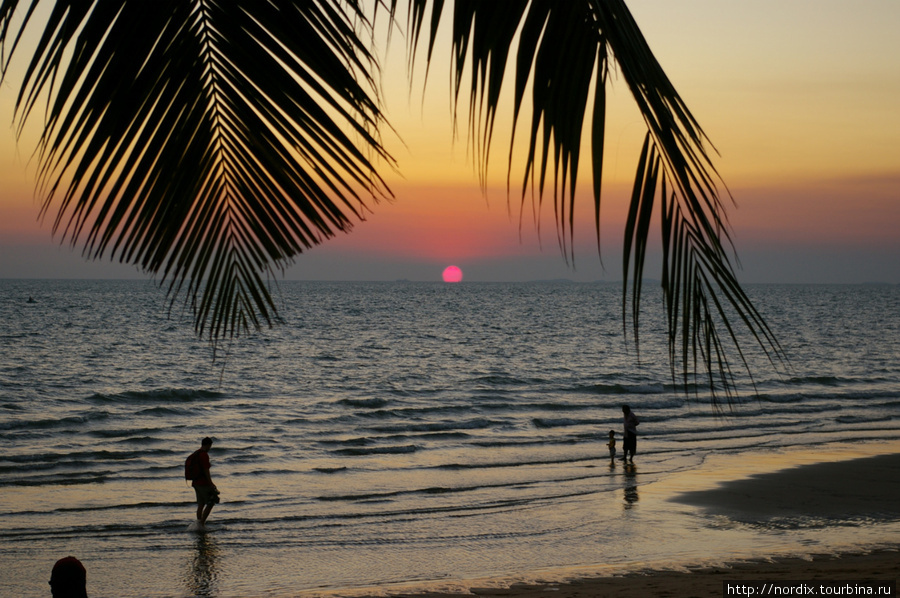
[
  {"xmin": 327, "ymin": 449, "xmax": 900, "ymax": 598},
  {"xmin": 378, "ymin": 550, "xmax": 900, "ymax": 598}
]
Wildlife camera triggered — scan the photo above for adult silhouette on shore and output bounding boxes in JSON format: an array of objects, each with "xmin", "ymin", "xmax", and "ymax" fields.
[
  {"xmin": 621, "ymin": 405, "xmax": 640, "ymax": 463},
  {"xmin": 188, "ymin": 437, "xmax": 218, "ymax": 525}
]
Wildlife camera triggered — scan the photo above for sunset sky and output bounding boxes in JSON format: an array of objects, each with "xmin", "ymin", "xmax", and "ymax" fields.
[{"xmin": 1, "ymin": 0, "xmax": 898, "ymax": 283}]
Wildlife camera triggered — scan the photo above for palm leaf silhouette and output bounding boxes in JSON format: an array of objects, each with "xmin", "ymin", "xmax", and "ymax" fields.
[
  {"xmin": 1, "ymin": 0, "xmax": 392, "ymax": 340},
  {"xmin": 1, "ymin": 0, "xmax": 785, "ymax": 401},
  {"xmin": 402, "ymin": 0, "xmax": 784, "ymax": 402}
]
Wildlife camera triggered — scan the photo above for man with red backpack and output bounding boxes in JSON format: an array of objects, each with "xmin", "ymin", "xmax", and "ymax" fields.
[{"xmin": 186, "ymin": 437, "xmax": 219, "ymax": 525}]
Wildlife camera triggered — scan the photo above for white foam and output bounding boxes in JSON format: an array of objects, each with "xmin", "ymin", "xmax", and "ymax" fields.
[{"xmin": 187, "ymin": 520, "xmax": 205, "ymax": 532}]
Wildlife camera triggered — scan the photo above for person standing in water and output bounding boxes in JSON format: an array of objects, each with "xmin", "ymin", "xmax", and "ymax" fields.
[
  {"xmin": 621, "ymin": 405, "xmax": 639, "ymax": 463},
  {"xmin": 606, "ymin": 430, "xmax": 617, "ymax": 463},
  {"xmin": 188, "ymin": 437, "xmax": 218, "ymax": 525}
]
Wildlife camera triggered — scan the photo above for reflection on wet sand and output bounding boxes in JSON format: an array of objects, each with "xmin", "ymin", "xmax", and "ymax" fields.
[
  {"xmin": 623, "ymin": 463, "xmax": 639, "ymax": 508},
  {"xmin": 184, "ymin": 530, "xmax": 221, "ymax": 597}
]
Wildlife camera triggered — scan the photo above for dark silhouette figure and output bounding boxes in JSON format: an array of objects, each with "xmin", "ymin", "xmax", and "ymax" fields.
[
  {"xmin": 621, "ymin": 405, "xmax": 640, "ymax": 463},
  {"xmin": 49, "ymin": 556, "xmax": 88, "ymax": 598},
  {"xmin": 606, "ymin": 429, "xmax": 617, "ymax": 464},
  {"xmin": 188, "ymin": 437, "xmax": 219, "ymax": 525}
]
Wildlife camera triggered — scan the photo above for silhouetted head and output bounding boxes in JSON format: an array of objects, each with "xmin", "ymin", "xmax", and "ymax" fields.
[
  {"xmin": 201, "ymin": 437, "xmax": 213, "ymax": 449},
  {"xmin": 622, "ymin": 405, "xmax": 631, "ymax": 415},
  {"xmin": 49, "ymin": 556, "xmax": 87, "ymax": 598},
  {"xmin": 608, "ymin": 430, "xmax": 616, "ymax": 437}
]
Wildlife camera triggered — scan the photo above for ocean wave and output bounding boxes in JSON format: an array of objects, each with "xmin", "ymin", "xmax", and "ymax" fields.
[
  {"xmin": 316, "ymin": 490, "xmax": 402, "ymax": 502},
  {"xmin": 87, "ymin": 427, "xmax": 165, "ymax": 439},
  {"xmin": 436, "ymin": 455, "xmax": 594, "ymax": 470},
  {"xmin": 313, "ymin": 466, "xmax": 348, "ymax": 474},
  {"xmin": 834, "ymin": 414, "xmax": 897, "ymax": 424},
  {"xmin": 0, "ymin": 411, "xmax": 111, "ymax": 431},
  {"xmin": 314, "ymin": 353, "xmax": 340, "ymax": 362},
  {"xmin": 315, "ymin": 483, "xmax": 476, "ymax": 503},
  {"xmin": 480, "ymin": 401, "xmax": 595, "ymax": 413},
  {"xmin": 471, "ymin": 374, "xmax": 530, "ymax": 386},
  {"xmin": 365, "ymin": 418, "xmax": 501, "ymax": 434},
  {"xmin": 2, "ymin": 446, "xmax": 172, "ymax": 466},
  {"xmin": 532, "ymin": 417, "xmax": 597, "ymax": 429},
  {"xmin": 85, "ymin": 388, "xmax": 222, "ymax": 404},
  {"xmin": 786, "ymin": 375, "xmax": 844, "ymax": 386},
  {"xmin": 114, "ymin": 435, "xmax": 162, "ymax": 444},
  {"xmin": 318, "ymin": 436, "xmax": 375, "ymax": 448},
  {"xmin": 754, "ymin": 392, "xmax": 811, "ymax": 404},
  {"xmin": 135, "ymin": 406, "xmax": 190, "ymax": 416},
  {"xmin": 574, "ymin": 382, "xmax": 668, "ymax": 395},
  {"xmin": 234, "ymin": 468, "xmax": 300, "ymax": 477},
  {"xmin": 338, "ymin": 397, "xmax": 390, "ymax": 409},
  {"xmin": 1, "ymin": 470, "xmax": 116, "ymax": 487},
  {"xmin": 469, "ymin": 438, "xmax": 556, "ymax": 449},
  {"xmin": 51, "ymin": 500, "xmax": 187, "ymax": 514},
  {"xmin": 382, "ymin": 431, "xmax": 472, "ymax": 442},
  {"xmin": 757, "ymin": 388, "xmax": 900, "ymax": 404},
  {"xmin": 331, "ymin": 444, "xmax": 420, "ymax": 456},
  {"xmin": 343, "ymin": 408, "xmax": 402, "ymax": 420},
  {"xmin": 0, "ymin": 518, "xmax": 194, "ymax": 541},
  {"xmin": 678, "ymin": 401, "xmax": 844, "ymax": 417},
  {"xmin": 387, "ymin": 403, "xmax": 484, "ymax": 417}
]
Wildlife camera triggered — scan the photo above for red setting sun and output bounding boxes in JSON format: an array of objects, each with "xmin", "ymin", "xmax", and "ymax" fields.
[{"xmin": 442, "ymin": 265, "xmax": 463, "ymax": 283}]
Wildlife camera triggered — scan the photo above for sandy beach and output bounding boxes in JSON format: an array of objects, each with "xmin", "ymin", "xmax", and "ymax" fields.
[
  {"xmin": 387, "ymin": 551, "xmax": 899, "ymax": 598},
  {"xmin": 672, "ymin": 452, "xmax": 900, "ymax": 522},
  {"xmin": 378, "ymin": 453, "xmax": 900, "ymax": 598}
]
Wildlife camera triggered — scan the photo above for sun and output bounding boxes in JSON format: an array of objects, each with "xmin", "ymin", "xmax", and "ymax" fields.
[{"xmin": 442, "ymin": 265, "xmax": 463, "ymax": 283}]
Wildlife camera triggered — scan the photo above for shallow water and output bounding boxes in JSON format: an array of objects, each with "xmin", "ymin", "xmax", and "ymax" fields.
[{"xmin": 1, "ymin": 281, "xmax": 899, "ymax": 597}]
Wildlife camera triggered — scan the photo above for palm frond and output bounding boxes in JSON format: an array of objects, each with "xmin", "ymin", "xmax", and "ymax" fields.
[
  {"xmin": 0, "ymin": 0, "xmax": 393, "ymax": 341},
  {"xmin": 2, "ymin": 0, "xmax": 786, "ymax": 401},
  {"xmin": 597, "ymin": 1, "xmax": 785, "ymax": 403},
  {"xmin": 403, "ymin": 0, "xmax": 605, "ymax": 260},
  {"xmin": 405, "ymin": 0, "xmax": 785, "ymax": 403}
]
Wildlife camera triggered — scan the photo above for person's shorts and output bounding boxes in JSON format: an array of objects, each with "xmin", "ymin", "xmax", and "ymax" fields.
[
  {"xmin": 623, "ymin": 435, "xmax": 637, "ymax": 453},
  {"xmin": 609, "ymin": 447, "xmax": 616, "ymax": 458},
  {"xmin": 194, "ymin": 485, "xmax": 217, "ymax": 506}
]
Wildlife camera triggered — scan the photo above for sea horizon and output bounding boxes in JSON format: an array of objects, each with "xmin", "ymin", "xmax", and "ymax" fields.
[{"xmin": 4, "ymin": 277, "xmax": 900, "ymax": 285}]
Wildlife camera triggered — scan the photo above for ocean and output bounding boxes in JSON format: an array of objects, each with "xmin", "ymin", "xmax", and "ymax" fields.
[{"xmin": 1, "ymin": 280, "xmax": 899, "ymax": 597}]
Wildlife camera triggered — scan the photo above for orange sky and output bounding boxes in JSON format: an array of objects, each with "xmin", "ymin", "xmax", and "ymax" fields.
[{"xmin": 1, "ymin": 0, "xmax": 898, "ymax": 282}]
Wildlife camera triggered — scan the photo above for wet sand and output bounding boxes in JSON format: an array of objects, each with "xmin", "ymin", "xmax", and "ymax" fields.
[
  {"xmin": 388, "ymin": 551, "xmax": 899, "ymax": 598},
  {"xmin": 381, "ymin": 453, "xmax": 900, "ymax": 598},
  {"xmin": 671, "ymin": 452, "xmax": 900, "ymax": 522}
]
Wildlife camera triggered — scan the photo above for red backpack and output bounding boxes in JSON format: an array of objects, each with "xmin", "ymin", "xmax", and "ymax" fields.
[{"xmin": 184, "ymin": 450, "xmax": 202, "ymax": 481}]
